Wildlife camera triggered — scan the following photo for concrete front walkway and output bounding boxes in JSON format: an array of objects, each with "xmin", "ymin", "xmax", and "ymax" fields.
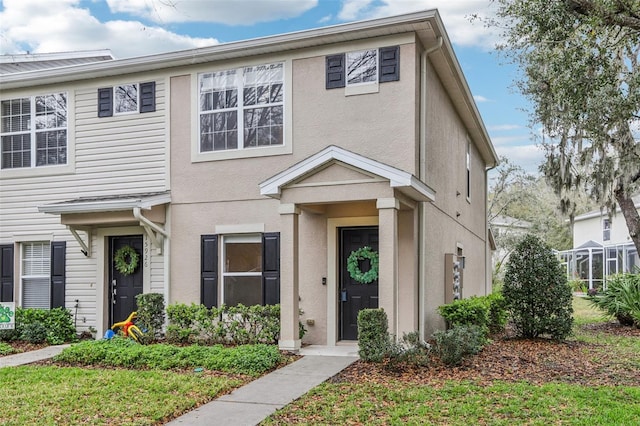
[
  {"xmin": 0, "ymin": 344, "xmax": 70, "ymax": 368},
  {"xmin": 166, "ymin": 352, "xmax": 358, "ymax": 426}
]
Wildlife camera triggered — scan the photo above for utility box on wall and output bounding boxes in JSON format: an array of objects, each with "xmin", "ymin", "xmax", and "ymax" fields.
[{"xmin": 444, "ymin": 253, "xmax": 464, "ymax": 304}]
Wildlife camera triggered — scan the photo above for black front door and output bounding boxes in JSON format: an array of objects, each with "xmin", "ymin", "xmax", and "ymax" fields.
[
  {"xmin": 339, "ymin": 227, "xmax": 379, "ymax": 340},
  {"xmin": 109, "ymin": 235, "xmax": 143, "ymax": 325}
]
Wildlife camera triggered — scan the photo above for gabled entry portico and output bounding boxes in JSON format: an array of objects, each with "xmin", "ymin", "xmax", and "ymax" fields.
[{"xmin": 260, "ymin": 146, "xmax": 435, "ymax": 352}]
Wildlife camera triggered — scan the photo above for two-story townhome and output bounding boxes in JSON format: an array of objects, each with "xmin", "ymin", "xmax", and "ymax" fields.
[
  {"xmin": 0, "ymin": 10, "xmax": 498, "ymax": 350},
  {"xmin": 1, "ymin": 50, "xmax": 171, "ymax": 332},
  {"xmin": 557, "ymin": 196, "xmax": 639, "ymax": 291}
]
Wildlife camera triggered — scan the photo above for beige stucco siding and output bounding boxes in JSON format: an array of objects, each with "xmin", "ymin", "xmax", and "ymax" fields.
[{"xmin": 420, "ymin": 55, "xmax": 490, "ymax": 335}]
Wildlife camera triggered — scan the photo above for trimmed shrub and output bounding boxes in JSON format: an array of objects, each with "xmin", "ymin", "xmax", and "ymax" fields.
[
  {"xmin": 432, "ymin": 325, "xmax": 486, "ymax": 366},
  {"xmin": 589, "ymin": 273, "xmax": 640, "ymax": 327},
  {"xmin": 438, "ymin": 293, "xmax": 507, "ymax": 337},
  {"xmin": 166, "ymin": 303, "xmax": 281, "ymax": 345},
  {"xmin": 0, "ymin": 307, "xmax": 77, "ymax": 345},
  {"xmin": 357, "ymin": 308, "xmax": 390, "ymax": 362},
  {"xmin": 503, "ymin": 234, "xmax": 573, "ymax": 340},
  {"xmin": 135, "ymin": 293, "xmax": 165, "ymax": 341}
]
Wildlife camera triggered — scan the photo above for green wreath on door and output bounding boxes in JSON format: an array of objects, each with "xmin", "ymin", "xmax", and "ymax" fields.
[
  {"xmin": 114, "ymin": 245, "xmax": 140, "ymax": 276},
  {"xmin": 346, "ymin": 246, "xmax": 379, "ymax": 284}
]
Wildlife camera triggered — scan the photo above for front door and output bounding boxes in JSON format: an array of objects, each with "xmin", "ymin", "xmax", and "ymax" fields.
[
  {"xmin": 339, "ymin": 226, "xmax": 379, "ymax": 340},
  {"xmin": 109, "ymin": 235, "xmax": 143, "ymax": 325}
]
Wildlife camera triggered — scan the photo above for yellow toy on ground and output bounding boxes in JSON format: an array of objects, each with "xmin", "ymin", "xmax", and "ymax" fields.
[{"xmin": 109, "ymin": 311, "xmax": 145, "ymax": 343}]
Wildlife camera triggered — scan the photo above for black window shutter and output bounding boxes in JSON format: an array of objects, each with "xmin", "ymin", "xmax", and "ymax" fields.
[
  {"xmin": 326, "ymin": 54, "xmax": 346, "ymax": 89},
  {"xmin": 98, "ymin": 87, "xmax": 113, "ymax": 117},
  {"xmin": 140, "ymin": 81, "xmax": 156, "ymax": 113},
  {"xmin": 262, "ymin": 232, "xmax": 280, "ymax": 305},
  {"xmin": 379, "ymin": 45, "xmax": 400, "ymax": 82},
  {"xmin": 0, "ymin": 244, "xmax": 14, "ymax": 302},
  {"xmin": 201, "ymin": 235, "xmax": 218, "ymax": 308},
  {"xmin": 50, "ymin": 241, "xmax": 66, "ymax": 309}
]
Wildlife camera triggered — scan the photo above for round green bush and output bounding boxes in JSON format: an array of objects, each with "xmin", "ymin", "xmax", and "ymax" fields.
[{"xmin": 503, "ymin": 234, "xmax": 573, "ymax": 340}]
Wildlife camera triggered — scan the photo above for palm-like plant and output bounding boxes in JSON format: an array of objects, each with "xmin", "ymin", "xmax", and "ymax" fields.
[{"xmin": 589, "ymin": 274, "xmax": 640, "ymax": 328}]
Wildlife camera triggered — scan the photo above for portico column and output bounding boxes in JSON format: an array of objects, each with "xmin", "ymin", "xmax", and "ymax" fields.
[
  {"xmin": 278, "ymin": 203, "xmax": 301, "ymax": 352},
  {"xmin": 377, "ymin": 197, "xmax": 399, "ymax": 338}
]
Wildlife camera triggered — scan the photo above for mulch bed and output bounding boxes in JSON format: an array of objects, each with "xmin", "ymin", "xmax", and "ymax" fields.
[{"xmin": 331, "ymin": 322, "xmax": 640, "ymax": 388}]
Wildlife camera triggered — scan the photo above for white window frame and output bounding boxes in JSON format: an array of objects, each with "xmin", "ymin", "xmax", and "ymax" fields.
[
  {"xmin": 198, "ymin": 62, "xmax": 284, "ymax": 154},
  {"xmin": 221, "ymin": 234, "xmax": 263, "ymax": 306},
  {"xmin": 1, "ymin": 93, "xmax": 68, "ymax": 170},
  {"xmin": 603, "ymin": 218, "xmax": 611, "ymax": 241},
  {"xmin": 21, "ymin": 241, "xmax": 51, "ymax": 310},
  {"xmin": 113, "ymin": 83, "xmax": 139, "ymax": 115}
]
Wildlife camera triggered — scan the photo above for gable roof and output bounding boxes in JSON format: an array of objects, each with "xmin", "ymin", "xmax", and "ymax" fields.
[
  {"xmin": 0, "ymin": 9, "xmax": 497, "ymax": 169},
  {"xmin": 259, "ymin": 145, "xmax": 436, "ymax": 202}
]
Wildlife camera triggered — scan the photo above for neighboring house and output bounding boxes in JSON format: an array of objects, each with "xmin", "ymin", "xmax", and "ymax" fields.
[
  {"xmin": 557, "ymin": 196, "xmax": 640, "ymax": 290},
  {"xmin": 489, "ymin": 215, "xmax": 532, "ymax": 271},
  {"xmin": 0, "ymin": 10, "xmax": 498, "ymax": 351}
]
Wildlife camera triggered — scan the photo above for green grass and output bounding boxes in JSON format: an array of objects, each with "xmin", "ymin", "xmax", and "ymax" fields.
[
  {"xmin": 572, "ymin": 295, "xmax": 607, "ymax": 326},
  {"xmin": 263, "ymin": 381, "xmax": 640, "ymax": 425},
  {"xmin": 0, "ymin": 366, "xmax": 244, "ymax": 425}
]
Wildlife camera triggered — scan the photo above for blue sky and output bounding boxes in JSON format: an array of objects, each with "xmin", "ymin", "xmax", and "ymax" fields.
[{"xmin": 0, "ymin": 0, "xmax": 541, "ymax": 175}]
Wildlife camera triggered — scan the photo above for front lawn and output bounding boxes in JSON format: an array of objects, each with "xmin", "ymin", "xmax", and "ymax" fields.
[
  {"xmin": 263, "ymin": 297, "xmax": 640, "ymax": 424},
  {"xmin": 0, "ymin": 340, "xmax": 285, "ymax": 425},
  {"xmin": 0, "ymin": 366, "xmax": 244, "ymax": 426}
]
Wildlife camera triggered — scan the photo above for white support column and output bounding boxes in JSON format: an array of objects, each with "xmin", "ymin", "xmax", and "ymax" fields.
[
  {"xmin": 278, "ymin": 203, "xmax": 301, "ymax": 352},
  {"xmin": 377, "ymin": 197, "xmax": 399, "ymax": 338}
]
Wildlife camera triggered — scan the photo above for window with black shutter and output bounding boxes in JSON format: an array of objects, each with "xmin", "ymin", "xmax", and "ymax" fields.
[
  {"xmin": 201, "ymin": 235, "xmax": 218, "ymax": 309},
  {"xmin": 98, "ymin": 82, "xmax": 155, "ymax": 117},
  {"xmin": 0, "ymin": 244, "xmax": 14, "ymax": 302},
  {"xmin": 201, "ymin": 233, "xmax": 280, "ymax": 307},
  {"xmin": 50, "ymin": 241, "xmax": 66, "ymax": 309},
  {"xmin": 326, "ymin": 46, "xmax": 399, "ymax": 90}
]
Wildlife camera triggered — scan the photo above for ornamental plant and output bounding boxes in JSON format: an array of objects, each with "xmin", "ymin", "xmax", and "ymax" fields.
[
  {"xmin": 357, "ymin": 308, "xmax": 390, "ymax": 362},
  {"xmin": 589, "ymin": 273, "xmax": 640, "ymax": 328},
  {"xmin": 503, "ymin": 234, "xmax": 573, "ymax": 340}
]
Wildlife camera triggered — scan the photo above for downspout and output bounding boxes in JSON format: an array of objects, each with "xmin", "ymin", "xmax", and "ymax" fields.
[{"xmin": 418, "ymin": 36, "xmax": 443, "ymax": 342}]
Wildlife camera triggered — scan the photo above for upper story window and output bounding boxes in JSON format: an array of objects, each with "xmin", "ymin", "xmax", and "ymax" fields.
[
  {"xmin": 603, "ymin": 218, "xmax": 611, "ymax": 241},
  {"xmin": 1, "ymin": 93, "xmax": 67, "ymax": 169},
  {"xmin": 326, "ymin": 45, "xmax": 399, "ymax": 90},
  {"xmin": 114, "ymin": 84, "xmax": 139, "ymax": 114},
  {"xmin": 347, "ymin": 49, "xmax": 378, "ymax": 86},
  {"xmin": 98, "ymin": 81, "xmax": 155, "ymax": 117},
  {"xmin": 199, "ymin": 62, "xmax": 284, "ymax": 153}
]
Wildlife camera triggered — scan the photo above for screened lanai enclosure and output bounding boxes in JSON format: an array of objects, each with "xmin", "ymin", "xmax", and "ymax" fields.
[{"xmin": 557, "ymin": 241, "xmax": 639, "ymax": 291}]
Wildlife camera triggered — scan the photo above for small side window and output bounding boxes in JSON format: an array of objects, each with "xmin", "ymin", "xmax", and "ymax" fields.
[{"xmin": 114, "ymin": 84, "xmax": 139, "ymax": 115}]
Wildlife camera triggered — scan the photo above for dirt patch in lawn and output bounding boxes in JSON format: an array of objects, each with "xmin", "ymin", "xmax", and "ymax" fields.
[{"xmin": 332, "ymin": 322, "xmax": 640, "ymax": 388}]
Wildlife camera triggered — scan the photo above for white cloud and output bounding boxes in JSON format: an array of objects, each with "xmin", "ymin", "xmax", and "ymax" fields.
[
  {"xmin": 106, "ymin": 0, "xmax": 318, "ymax": 25},
  {"xmin": 474, "ymin": 95, "xmax": 491, "ymax": 103},
  {"xmin": 488, "ymin": 124, "xmax": 522, "ymax": 131},
  {"xmin": 336, "ymin": 0, "xmax": 500, "ymax": 49},
  {"xmin": 0, "ymin": 0, "xmax": 218, "ymax": 58},
  {"xmin": 495, "ymin": 144, "xmax": 545, "ymax": 175}
]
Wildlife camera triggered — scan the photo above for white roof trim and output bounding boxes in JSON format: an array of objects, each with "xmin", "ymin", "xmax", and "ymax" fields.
[
  {"xmin": 0, "ymin": 50, "xmax": 114, "ymax": 64},
  {"xmin": 38, "ymin": 191, "xmax": 170, "ymax": 215},
  {"xmin": 259, "ymin": 146, "xmax": 435, "ymax": 202}
]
